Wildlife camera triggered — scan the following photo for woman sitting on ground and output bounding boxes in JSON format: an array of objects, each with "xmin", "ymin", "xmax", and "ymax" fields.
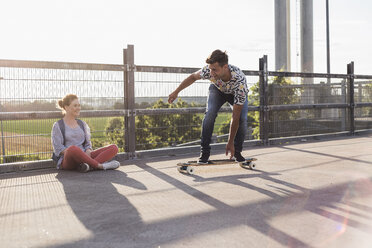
[{"xmin": 51, "ymin": 94, "xmax": 120, "ymax": 172}]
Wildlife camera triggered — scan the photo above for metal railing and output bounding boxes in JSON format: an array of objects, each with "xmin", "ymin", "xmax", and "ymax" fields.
[{"xmin": 0, "ymin": 45, "xmax": 372, "ymax": 170}]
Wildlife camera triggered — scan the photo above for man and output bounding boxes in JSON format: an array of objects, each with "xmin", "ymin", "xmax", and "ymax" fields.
[{"xmin": 168, "ymin": 50, "xmax": 249, "ymax": 164}]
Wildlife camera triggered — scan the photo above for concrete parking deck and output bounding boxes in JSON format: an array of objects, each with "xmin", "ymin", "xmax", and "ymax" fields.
[{"xmin": 1, "ymin": 135, "xmax": 372, "ymax": 248}]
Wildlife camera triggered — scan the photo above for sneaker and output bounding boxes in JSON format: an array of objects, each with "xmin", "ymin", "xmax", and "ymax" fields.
[
  {"xmin": 197, "ymin": 153, "xmax": 210, "ymax": 164},
  {"xmin": 102, "ymin": 160, "xmax": 120, "ymax": 170},
  {"xmin": 77, "ymin": 163, "xmax": 90, "ymax": 173},
  {"xmin": 234, "ymin": 152, "xmax": 245, "ymax": 162}
]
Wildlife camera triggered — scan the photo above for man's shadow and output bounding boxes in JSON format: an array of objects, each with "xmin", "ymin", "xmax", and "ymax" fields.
[{"xmin": 54, "ymin": 169, "xmax": 147, "ymax": 247}]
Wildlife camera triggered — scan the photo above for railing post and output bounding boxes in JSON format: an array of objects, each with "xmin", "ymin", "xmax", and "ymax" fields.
[
  {"xmin": 124, "ymin": 45, "xmax": 136, "ymax": 158},
  {"xmin": 347, "ymin": 61, "xmax": 355, "ymax": 135},
  {"xmin": 0, "ymin": 120, "xmax": 5, "ymax": 163},
  {"xmin": 259, "ymin": 55, "xmax": 269, "ymax": 145},
  {"xmin": 341, "ymin": 79, "xmax": 347, "ymax": 131}
]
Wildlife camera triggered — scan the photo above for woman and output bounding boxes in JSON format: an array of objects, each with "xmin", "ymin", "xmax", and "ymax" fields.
[{"xmin": 51, "ymin": 94, "xmax": 120, "ymax": 172}]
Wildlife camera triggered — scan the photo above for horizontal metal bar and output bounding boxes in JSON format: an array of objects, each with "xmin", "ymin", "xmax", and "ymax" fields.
[
  {"xmin": 0, "ymin": 107, "xmax": 262, "ymax": 120},
  {"xmin": 272, "ymin": 83, "xmax": 344, "ymax": 88},
  {"xmin": 354, "ymin": 75, "xmax": 372, "ymax": 80},
  {"xmin": 1, "ymin": 59, "xmax": 370, "ymax": 81},
  {"xmin": 355, "ymin": 102, "xmax": 372, "ymax": 108},
  {"xmin": 136, "ymin": 65, "xmax": 199, "ymax": 74},
  {"xmin": 267, "ymin": 71, "xmax": 348, "ymax": 79},
  {"xmin": 354, "ymin": 80, "xmax": 372, "ymax": 84},
  {"xmin": 0, "ymin": 58, "xmax": 367, "ymax": 82},
  {"xmin": 268, "ymin": 103, "xmax": 349, "ymax": 111},
  {"xmin": 134, "ymin": 67, "xmax": 354, "ymax": 80},
  {"xmin": 0, "ymin": 111, "xmax": 64, "ymax": 120},
  {"xmin": 134, "ymin": 106, "xmax": 261, "ymax": 115},
  {"xmin": 0, "ymin": 110, "xmax": 127, "ymax": 120},
  {"xmin": 136, "ymin": 107, "xmax": 206, "ymax": 115},
  {"xmin": 0, "ymin": 59, "xmax": 124, "ymax": 71},
  {"xmin": 242, "ymin": 70, "xmax": 260, "ymax": 76},
  {"xmin": 3, "ymin": 102, "xmax": 372, "ymax": 121},
  {"xmin": 135, "ymin": 106, "xmax": 260, "ymax": 115},
  {"xmin": 267, "ymin": 131, "xmax": 364, "ymax": 146}
]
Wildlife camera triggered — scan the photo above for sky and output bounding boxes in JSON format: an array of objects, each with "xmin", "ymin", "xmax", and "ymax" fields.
[{"xmin": 1, "ymin": 0, "xmax": 371, "ymax": 75}]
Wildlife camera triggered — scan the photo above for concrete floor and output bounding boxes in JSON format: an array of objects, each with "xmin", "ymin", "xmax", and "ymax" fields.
[{"xmin": 1, "ymin": 135, "xmax": 372, "ymax": 248}]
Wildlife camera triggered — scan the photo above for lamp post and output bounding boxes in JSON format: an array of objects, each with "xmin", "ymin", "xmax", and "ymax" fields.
[{"xmin": 326, "ymin": 0, "xmax": 331, "ymax": 84}]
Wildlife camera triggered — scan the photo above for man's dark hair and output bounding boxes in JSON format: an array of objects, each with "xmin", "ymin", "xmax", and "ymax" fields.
[{"xmin": 206, "ymin": 50, "xmax": 228, "ymax": 66}]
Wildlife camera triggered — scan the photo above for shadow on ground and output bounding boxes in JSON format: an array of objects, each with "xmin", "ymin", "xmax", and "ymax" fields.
[{"xmin": 47, "ymin": 156, "xmax": 372, "ymax": 248}]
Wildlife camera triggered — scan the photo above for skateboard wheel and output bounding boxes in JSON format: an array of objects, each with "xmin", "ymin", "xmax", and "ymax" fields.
[
  {"xmin": 186, "ymin": 166, "xmax": 194, "ymax": 175},
  {"xmin": 250, "ymin": 162, "xmax": 256, "ymax": 169},
  {"xmin": 178, "ymin": 166, "xmax": 186, "ymax": 172}
]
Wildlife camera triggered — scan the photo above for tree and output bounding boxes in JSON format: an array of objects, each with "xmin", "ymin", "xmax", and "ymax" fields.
[
  {"xmin": 105, "ymin": 117, "xmax": 125, "ymax": 149},
  {"xmin": 105, "ymin": 98, "xmax": 202, "ymax": 151},
  {"xmin": 363, "ymin": 83, "xmax": 372, "ymax": 116},
  {"xmin": 231, "ymin": 76, "xmax": 301, "ymax": 139}
]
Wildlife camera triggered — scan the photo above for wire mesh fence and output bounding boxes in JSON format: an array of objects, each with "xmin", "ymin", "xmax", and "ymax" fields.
[
  {"xmin": 0, "ymin": 61, "xmax": 125, "ymax": 163},
  {"xmin": 265, "ymin": 76, "xmax": 351, "ymax": 138},
  {"xmin": 0, "ymin": 46, "xmax": 372, "ymax": 165}
]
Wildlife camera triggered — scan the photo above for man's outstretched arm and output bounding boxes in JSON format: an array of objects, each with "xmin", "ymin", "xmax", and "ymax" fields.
[{"xmin": 168, "ymin": 71, "xmax": 201, "ymax": 103}]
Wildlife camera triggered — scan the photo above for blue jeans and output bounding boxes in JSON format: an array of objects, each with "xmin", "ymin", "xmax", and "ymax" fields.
[{"xmin": 201, "ymin": 84, "xmax": 248, "ymax": 155}]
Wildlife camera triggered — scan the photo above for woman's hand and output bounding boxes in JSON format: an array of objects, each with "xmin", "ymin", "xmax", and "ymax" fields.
[{"xmin": 85, "ymin": 149, "xmax": 92, "ymax": 157}]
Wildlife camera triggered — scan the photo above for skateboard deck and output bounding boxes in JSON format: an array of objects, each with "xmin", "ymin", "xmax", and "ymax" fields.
[{"xmin": 177, "ymin": 158, "xmax": 257, "ymax": 175}]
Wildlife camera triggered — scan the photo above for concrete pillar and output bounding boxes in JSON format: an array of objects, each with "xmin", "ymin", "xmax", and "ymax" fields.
[
  {"xmin": 300, "ymin": 0, "xmax": 314, "ymax": 104},
  {"xmin": 275, "ymin": 0, "xmax": 291, "ymax": 71},
  {"xmin": 301, "ymin": 0, "xmax": 313, "ymax": 74}
]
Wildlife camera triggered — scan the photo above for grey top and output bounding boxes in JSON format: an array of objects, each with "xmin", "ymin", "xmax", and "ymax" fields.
[{"xmin": 51, "ymin": 120, "xmax": 92, "ymax": 169}]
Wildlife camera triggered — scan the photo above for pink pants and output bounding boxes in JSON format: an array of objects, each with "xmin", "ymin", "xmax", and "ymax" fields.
[{"xmin": 61, "ymin": 144, "xmax": 118, "ymax": 170}]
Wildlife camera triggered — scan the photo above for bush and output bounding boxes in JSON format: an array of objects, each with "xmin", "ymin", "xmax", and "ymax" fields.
[
  {"xmin": 105, "ymin": 99, "xmax": 202, "ymax": 150},
  {"xmin": 248, "ymin": 76, "xmax": 301, "ymax": 139}
]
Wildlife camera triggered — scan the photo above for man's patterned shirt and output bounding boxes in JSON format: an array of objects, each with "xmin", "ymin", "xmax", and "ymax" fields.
[{"xmin": 200, "ymin": 64, "xmax": 248, "ymax": 105}]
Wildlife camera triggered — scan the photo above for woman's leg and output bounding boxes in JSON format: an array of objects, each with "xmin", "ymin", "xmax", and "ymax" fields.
[
  {"xmin": 90, "ymin": 144, "xmax": 119, "ymax": 164},
  {"xmin": 61, "ymin": 145, "xmax": 100, "ymax": 170}
]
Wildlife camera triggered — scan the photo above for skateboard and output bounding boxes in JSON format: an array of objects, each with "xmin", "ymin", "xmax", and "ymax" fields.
[{"xmin": 177, "ymin": 158, "xmax": 257, "ymax": 175}]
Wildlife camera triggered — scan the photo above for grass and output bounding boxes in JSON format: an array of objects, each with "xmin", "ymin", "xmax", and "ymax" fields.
[
  {"xmin": 0, "ymin": 119, "xmax": 56, "ymax": 135},
  {"xmin": 0, "ymin": 118, "xmax": 111, "ymax": 138},
  {"xmin": 0, "ymin": 113, "xmax": 231, "ymax": 161},
  {"xmin": 215, "ymin": 112, "xmax": 231, "ymax": 127},
  {"xmin": 0, "ymin": 114, "xmax": 231, "ymax": 138}
]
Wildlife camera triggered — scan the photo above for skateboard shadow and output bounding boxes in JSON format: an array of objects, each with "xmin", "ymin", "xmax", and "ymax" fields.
[{"xmin": 189, "ymin": 170, "xmax": 293, "ymax": 199}]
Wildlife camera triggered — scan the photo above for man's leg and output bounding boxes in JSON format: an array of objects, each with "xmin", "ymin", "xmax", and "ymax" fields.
[
  {"xmin": 234, "ymin": 99, "xmax": 248, "ymax": 156},
  {"xmin": 225, "ymin": 96, "xmax": 248, "ymax": 161},
  {"xmin": 200, "ymin": 84, "xmax": 225, "ymax": 161}
]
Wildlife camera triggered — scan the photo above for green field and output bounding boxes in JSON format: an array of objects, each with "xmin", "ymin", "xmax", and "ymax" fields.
[
  {"xmin": 0, "ymin": 113, "xmax": 232, "ymax": 163},
  {"xmin": 0, "ymin": 113, "xmax": 231, "ymax": 137},
  {"xmin": 0, "ymin": 119, "xmax": 56, "ymax": 135},
  {"xmin": 0, "ymin": 117, "xmax": 112, "ymax": 138}
]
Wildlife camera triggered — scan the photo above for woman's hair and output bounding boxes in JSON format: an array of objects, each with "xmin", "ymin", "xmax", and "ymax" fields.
[{"xmin": 57, "ymin": 94, "xmax": 78, "ymax": 113}]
